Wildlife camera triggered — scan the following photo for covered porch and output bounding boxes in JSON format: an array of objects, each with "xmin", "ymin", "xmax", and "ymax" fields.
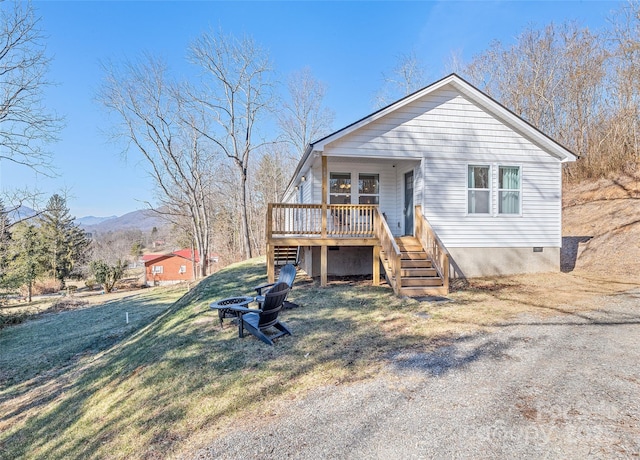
[{"xmin": 266, "ymin": 156, "xmax": 450, "ymax": 296}]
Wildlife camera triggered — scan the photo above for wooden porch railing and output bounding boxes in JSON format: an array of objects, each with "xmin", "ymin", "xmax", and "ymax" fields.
[
  {"xmin": 267, "ymin": 203, "xmax": 377, "ymax": 238},
  {"xmin": 373, "ymin": 207, "xmax": 402, "ymax": 295},
  {"xmin": 415, "ymin": 205, "xmax": 450, "ymax": 293},
  {"xmin": 266, "ymin": 203, "xmax": 440, "ymax": 296}
]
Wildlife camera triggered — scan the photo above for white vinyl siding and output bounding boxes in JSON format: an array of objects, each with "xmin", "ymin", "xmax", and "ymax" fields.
[
  {"xmin": 322, "ymin": 86, "xmax": 562, "ymax": 247},
  {"xmin": 424, "ymin": 153, "xmax": 559, "ymax": 247},
  {"xmin": 326, "ymin": 89, "xmax": 551, "ymax": 159},
  {"xmin": 303, "ymin": 176, "xmax": 313, "ymax": 203}
]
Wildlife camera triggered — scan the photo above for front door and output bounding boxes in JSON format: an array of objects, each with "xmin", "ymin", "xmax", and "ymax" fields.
[{"xmin": 404, "ymin": 170, "xmax": 414, "ymax": 235}]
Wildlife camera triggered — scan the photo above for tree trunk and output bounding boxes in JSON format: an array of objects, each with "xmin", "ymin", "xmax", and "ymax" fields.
[{"xmin": 240, "ymin": 169, "xmax": 253, "ymax": 259}]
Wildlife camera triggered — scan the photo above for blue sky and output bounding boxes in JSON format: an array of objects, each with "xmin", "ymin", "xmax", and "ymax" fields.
[{"xmin": 5, "ymin": 0, "xmax": 620, "ymax": 218}]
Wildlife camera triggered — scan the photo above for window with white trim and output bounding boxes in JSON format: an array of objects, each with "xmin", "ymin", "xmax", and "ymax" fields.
[
  {"xmin": 467, "ymin": 165, "xmax": 491, "ymax": 214},
  {"xmin": 498, "ymin": 166, "xmax": 521, "ymax": 214},
  {"xmin": 358, "ymin": 173, "xmax": 379, "ymax": 205},
  {"xmin": 329, "ymin": 172, "xmax": 351, "ymax": 204},
  {"xmin": 151, "ymin": 265, "xmax": 163, "ymax": 274},
  {"xmin": 179, "ymin": 265, "xmax": 187, "ymax": 274}
]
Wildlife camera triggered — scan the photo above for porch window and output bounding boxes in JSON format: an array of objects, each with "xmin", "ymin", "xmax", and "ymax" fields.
[
  {"xmin": 358, "ymin": 174, "xmax": 379, "ymax": 205},
  {"xmin": 468, "ymin": 165, "xmax": 490, "ymax": 214},
  {"xmin": 498, "ymin": 166, "xmax": 521, "ymax": 214},
  {"xmin": 329, "ymin": 173, "xmax": 351, "ymax": 204}
]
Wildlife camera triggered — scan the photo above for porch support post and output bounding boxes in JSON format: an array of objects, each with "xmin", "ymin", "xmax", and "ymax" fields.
[
  {"xmin": 266, "ymin": 203, "xmax": 275, "ymax": 283},
  {"xmin": 320, "ymin": 155, "xmax": 328, "ymax": 286},
  {"xmin": 372, "ymin": 245, "xmax": 380, "ymax": 286},
  {"xmin": 320, "ymin": 245, "xmax": 328, "ymax": 287},
  {"xmin": 321, "ymin": 155, "xmax": 327, "ymax": 238},
  {"xmin": 267, "ymin": 242, "xmax": 275, "ymax": 283}
]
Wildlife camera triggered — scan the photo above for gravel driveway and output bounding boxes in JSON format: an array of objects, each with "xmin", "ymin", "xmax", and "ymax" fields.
[{"xmin": 191, "ymin": 289, "xmax": 640, "ymax": 459}]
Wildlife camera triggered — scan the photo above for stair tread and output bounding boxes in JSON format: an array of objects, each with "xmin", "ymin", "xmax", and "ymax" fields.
[
  {"xmin": 400, "ymin": 286, "xmax": 448, "ymax": 296},
  {"xmin": 381, "ymin": 240, "xmax": 447, "ymax": 293}
]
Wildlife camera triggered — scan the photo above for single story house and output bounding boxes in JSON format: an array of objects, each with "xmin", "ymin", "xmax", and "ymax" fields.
[
  {"xmin": 266, "ymin": 74, "xmax": 577, "ymax": 296},
  {"xmin": 143, "ymin": 249, "xmax": 217, "ymax": 286}
]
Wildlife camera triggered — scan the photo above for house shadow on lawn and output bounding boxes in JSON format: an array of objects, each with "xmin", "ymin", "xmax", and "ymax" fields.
[
  {"xmin": 1, "ymin": 261, "xmax": 450, "ymax": 459},
  {"xmin": 387, "ymin": 333, "xmax": 525, "ymax": 376},
  {"xmin": 561, "ymin": 236, "xmax": 592, "ymax": 272}
]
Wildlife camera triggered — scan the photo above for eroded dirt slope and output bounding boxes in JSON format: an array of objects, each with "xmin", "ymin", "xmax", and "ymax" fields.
[{"xmin": 563, "ymin": 174, "xmax": 640, "ymax": 279}]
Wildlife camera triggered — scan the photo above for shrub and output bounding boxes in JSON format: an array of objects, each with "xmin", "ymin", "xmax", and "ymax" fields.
[
  {"xmin": 20, "ymin": 278, "xmax": 61, "ymax": 297},
  {"xmin": 0, "ymin": 310, "xmax": 30, "ymax": 329}
]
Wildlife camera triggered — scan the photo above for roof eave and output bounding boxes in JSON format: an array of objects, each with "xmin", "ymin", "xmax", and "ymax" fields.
[
  {"xmin": 283, "ymin": 73, "xmax": 577, "ymax": 199},
  {"xmin": 283, "ymin": 143, "xmax": 317, "ymax": 199}
]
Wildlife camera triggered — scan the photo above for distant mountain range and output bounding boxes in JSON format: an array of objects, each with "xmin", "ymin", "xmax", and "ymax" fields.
[
  {"xmin": 79, "ymin": 209, "xmax": 167, "ymax": 234},
  {"xmin": 8, "ymin": 205, "xmax": 39, "ymax": 222},
  {"xmin": 75, "ymin": 215, "xmax": 118, "ymax": 227},
  {"xmin": 6, "ymin": 206, "xmax": 166, "ymax": 234}
]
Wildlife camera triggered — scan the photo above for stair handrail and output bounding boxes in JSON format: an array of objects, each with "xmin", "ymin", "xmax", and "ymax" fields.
[
  {"xmin": 374, "ymin": 208, "xmax": 402, "ymax": 295},
  {"xmin": 415, "ymin": 205, "xmax": 450, "ymax": 293}
]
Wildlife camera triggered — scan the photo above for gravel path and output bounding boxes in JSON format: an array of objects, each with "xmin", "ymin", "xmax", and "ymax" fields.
[{"xmin": 191, "ymin": 290, "xmax": 640, "ymax": 459}]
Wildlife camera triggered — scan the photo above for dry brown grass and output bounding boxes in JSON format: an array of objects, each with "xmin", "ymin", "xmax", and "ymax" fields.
[
  {"xmin": 562, "ymin": 173, "xmax": 640, "ymax": 278},
  {"xmin": 1, "ymin": 259, "xmax": 637, "ymax": 460},
  {"xmin": 1, "ymin": 176, "xmax": 638, "ymax": 459}
]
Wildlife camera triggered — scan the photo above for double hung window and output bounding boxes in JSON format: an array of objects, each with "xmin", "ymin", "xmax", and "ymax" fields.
[
  {"xmin": 329, "ymin": 173, "xmax": 351, "ymax": 204},
  {"xmin": 498, "ymin": 166, "xmax": 521, "ymax": 214},
  {"xmin": 467, "ymin": 164, "xmax": 522, "ymax": 215},
  {"xmin": 468, "ymin": 165, "xmax": 490, "ymax": 214},
  {"xmin": 358, "ymin": 174, "xmax": 379, "ymax": 205}
]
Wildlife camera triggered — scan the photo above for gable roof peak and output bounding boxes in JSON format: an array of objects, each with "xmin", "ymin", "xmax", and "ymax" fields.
[{"xmin": 284, "ymin": 73, "xmax": 576, "ymax": 198}]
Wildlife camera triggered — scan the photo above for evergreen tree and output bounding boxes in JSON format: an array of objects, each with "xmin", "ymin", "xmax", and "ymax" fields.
[
  {"xmin": 7, "ymin": 223, "xmax": 45, "ymax": 302},
  {"xmin": 39, "ymin": 194, "xmax": 89, "ymax": 289},
  {"xmin": 0, "ymin": 202, "xmax": 13, "ymax": 288},
  {"xmin": 130, "ymin": 241, "xmax": 143, "ymax": 258},
  {"xmin": 90, "ymin": 259, "xmax": 126, "ymax": 293}
]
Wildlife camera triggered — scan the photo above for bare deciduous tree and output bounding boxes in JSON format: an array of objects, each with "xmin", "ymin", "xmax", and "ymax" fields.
[
  {"xmin": 374, "ymin": 52, "xmax": 429, "ymax": 108},
  {"xmin": 463, "ymin": 22, "xmax": 608, "ymax": 178},
  {"xmin": 603, "ymin": 0, "xmax": 640, "ymax": 177},
  {"xmin": 0, "ymin": 1, "xmax": 62, "ymax": 175},
  {"xmin": 278, "ymin": 67, "xmax": 334, "ymax": 159},
  {"xmin": 187, "ymin": 29, "xmax": 275, "ymax": 260},
  {"xmin": 99, "ymin": 56, "xmax": 214, "ymax": 278}
]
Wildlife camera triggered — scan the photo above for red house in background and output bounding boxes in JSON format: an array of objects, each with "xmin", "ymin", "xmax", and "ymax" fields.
[{"xmin": 143, "ymin": 250, "xmax": 218, "ymax": 286}]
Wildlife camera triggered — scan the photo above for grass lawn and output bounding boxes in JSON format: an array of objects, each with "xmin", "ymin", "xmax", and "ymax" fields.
[{"xmin": 0, "ymin": 257, "xmax": 637, "ymax": 459}]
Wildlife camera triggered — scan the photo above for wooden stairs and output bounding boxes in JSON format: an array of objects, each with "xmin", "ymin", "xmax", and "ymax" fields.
[
  {"xmin": 381, "ymin": 236, "xmax": 446, "ymax": 297},
  {"xmin": 273, "ymin": 246, "xmax": 299, "ymax": 266}
]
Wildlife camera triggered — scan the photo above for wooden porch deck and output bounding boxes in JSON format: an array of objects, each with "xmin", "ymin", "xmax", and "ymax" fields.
[{"xmin": 266, "ymin": 203, "xmax": 450, "ymax": 296}]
